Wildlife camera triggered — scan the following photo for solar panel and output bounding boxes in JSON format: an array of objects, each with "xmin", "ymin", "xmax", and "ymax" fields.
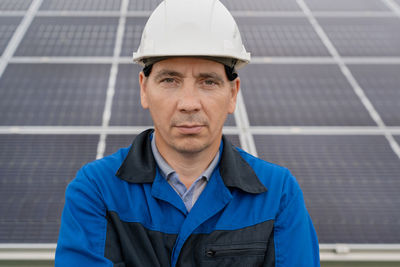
[
  {"xmin": 0, "ymin": 17, "xmax": 21, "ymax": 56},
  {"xmin": 120, "ymin": 17, "xmax": 147, "ymax": 57},
  {"xmin": 0, "ymin": 64, "xmax": 110, "ymax": 125},
  {"xmin": 236, "ymin": 17, "xmax": 330, "ymax": 57},
  {"xmin": 40, "ymin": 0, "xmax": 121, "ymax": 11},
  {"xmin": 254, "ymin": 134, "xmax": 400, "ymax": 243},
  {"xmin": 318, "ymin": 17, "xmax": 400, "ymax": 57},
  {"xmin": 220, "ymin": 0, "xmax": 301, "ymax": 11},
  {"xmin": 0, "ymin": 134, "xmax": 98, "ymax": 243},
  {"xmin": 15, "ymin": 17, "xmax": 119, "ymax": 57},
  {"xmin": 304, "ymin": 0, "xmax": 390, "ymax": 11},
  {"xmin": 0, "ymin": 0, "xmax": 32, "ymax": 11},
  {"xmin": 128, "ymin": 0, "xmax": 161, "ymax": 11},
  {"xmin": 349, "ymin": 65, "xmax": 400, "ymax": 126},
  {"xmin": 239, "ymin": 64, "xmax": 376, "ymax": 126}
]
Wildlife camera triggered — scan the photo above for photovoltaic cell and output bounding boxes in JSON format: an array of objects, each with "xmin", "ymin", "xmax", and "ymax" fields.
[
  {"xmin": 254, "ymin": 135, "xmax": 400, "ymax": 243},
  {"xmin": 128, "ymin": 0, "xmax": 161, "ymax": 11},
  {"xmin": 40, "ymin": 0, "xmax": 121, "ymax": 11},
  {"xmin": 120, "ymin": 17, "xmax": 147, "ymax": 57},
  {"xmin": 349, "ymin": 65, "xmax": 400, "ymax": 126},
  {"xmin": 0, "ymin": 134, "xmax": 98, "ymax": 243},
  {"xmin": 110, "ymin": 64, "xmax": 236, "ymax": 126},
  {"xmin": 318, "ymin": 18, "xmax": 400, "ymax": 57},
  {"xmin": 239, "ymin": 64, "xmax": 375, "ymax": 126},
  {"xmin": 14, "ymin": 17, "xmax": 119, "ymax": 57},
  {"xmin": 0, "ymin": 0, "xmax": 32, "ymax": 10},
  {"xmin": 110, "ymin": 64, "xmax": 153, "ymax": 126},
  {"xmin": 0, "ymin": 17, "xmax": 21, "ymax": 56},
  {"xmin": 304, "ymin": 0, "xmax": 390, "ymax": 11},
  {"xmin": 220, "ymin": 0, "xmax": 301, "ymax": 11},
  {"xmin": 235, "ymin": 17, "xmax": 330, "ymax": 57},
  {"xmin": 0, "ymin": 64, "xmax": 110, "ymax": 126}
]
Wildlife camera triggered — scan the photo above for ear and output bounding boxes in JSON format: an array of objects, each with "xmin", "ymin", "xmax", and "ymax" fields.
[
  {"xmin": 228, "ymin": 77, "xmax": 240, "ymax": 114},
  {"xmin": 139, "ymin": 71, "xmax": 149, "ymax": 109}
]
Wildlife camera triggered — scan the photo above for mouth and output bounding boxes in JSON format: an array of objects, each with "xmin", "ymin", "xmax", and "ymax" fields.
[{"xmin": 175, "ymin": 125, "xmax": 205, "ymax": 135}]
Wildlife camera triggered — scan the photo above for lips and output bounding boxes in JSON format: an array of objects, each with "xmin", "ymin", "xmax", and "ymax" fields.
[{"xmin": 175, "ymin": 125, "xmax": 204, "ymax": 134}]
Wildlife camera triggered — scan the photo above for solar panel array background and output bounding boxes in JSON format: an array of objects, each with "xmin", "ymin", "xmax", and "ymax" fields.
[{"xmin": 0, "ymin": 0, "xmax": 399, "ymax": 245}]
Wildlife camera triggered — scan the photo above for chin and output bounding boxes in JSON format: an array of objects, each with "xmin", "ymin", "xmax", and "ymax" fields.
[{"xmin": 173, "ymin": 140, "xmax": 209, "ymax": 154}]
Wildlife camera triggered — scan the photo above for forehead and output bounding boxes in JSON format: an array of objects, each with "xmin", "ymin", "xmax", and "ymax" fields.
[{"xmin": 152, "ymin": 57, "xmax": 225, "ymax": 75}]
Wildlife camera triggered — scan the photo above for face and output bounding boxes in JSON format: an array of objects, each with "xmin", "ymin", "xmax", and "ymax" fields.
[{"xmin": 139, "ymin": 57, "xmax": 240, "ymax": 156}]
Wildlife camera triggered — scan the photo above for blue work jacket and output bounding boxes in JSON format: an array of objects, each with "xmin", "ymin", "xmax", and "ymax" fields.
[{"xmin": 55, "ymin": 129, "xmax": 320, "ymax": 266}]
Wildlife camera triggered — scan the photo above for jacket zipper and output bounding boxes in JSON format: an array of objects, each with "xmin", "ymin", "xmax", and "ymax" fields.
[{"xmin": 205, "ymin": 246, "xmax": 265, "ymax": 258}]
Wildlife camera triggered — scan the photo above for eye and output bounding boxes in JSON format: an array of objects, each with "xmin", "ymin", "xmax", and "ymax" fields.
[
  {"xmin": 161, "ymin": 77, "xmax": 175, "ymax": 84},
  {"xmin": 203, "ymin": 79, "xmax": 219, "ymax": 86}
]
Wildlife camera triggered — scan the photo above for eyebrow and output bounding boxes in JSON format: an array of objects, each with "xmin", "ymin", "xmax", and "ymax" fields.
[{"xmin": 153, "ymin": 70, "xmax": 184, "ymax": 81}]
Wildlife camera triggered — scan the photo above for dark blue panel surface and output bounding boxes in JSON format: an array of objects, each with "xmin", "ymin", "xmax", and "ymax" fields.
[
  {"xmin": 349, "ymin": 65, "xmax": 400, "ymax": 126},
  {"xmin": 0, "ymin": 0, "xmax": 32, "ymax": 10},
  {"xmin": 15, "ymin": 17, "xmax": 119, "ymax": 56},
  {"xmin": 240, "ymin": 64, "xmax": 375, "ymax": 126},
  {"xmin": 128, "ymin": 0, "xmax": 161, "ymax": 11},
  {"xmin": 235, "ymin": 17, "xmax": 330, "ymax": 57},
  {"xmin": 120, "ymin": 17, "xmax": 147, "ymax": 57},
  {"xmin": 305, "ymin": 0, "xmax": 389, "ymax": 11},
  {"xmin": 318, "ymin": 18, "xmax": 400, "ymax": 57},
  {"xmin": 0, "ymin": 64, "xmax": 110, "ymax": 126},
  {"xmin": 0, "ymin": 134, "xmax": 98, "ymax": 243},
  {"xmin": 221, "ymin": 0, "xmax": 300, "ymax": 11},
  {"xmin": 254, "ymin": 134, "xmax": 400, "ymax": 243},
  {"xmin": 40, "ymin": 0, "xmax": 121, "ymax": 10},
  {"xmin": 0, "ymin": 17, "xmax": 21, "ymax": 56}
]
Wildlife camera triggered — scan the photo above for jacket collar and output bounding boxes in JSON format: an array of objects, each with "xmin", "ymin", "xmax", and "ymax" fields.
[{"xmin": 116, "ymin": 129, "xmax": 267, "ymax": 194}]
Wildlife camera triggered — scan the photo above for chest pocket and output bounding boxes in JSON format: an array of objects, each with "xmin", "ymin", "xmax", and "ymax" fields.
[
  {"xmin": 203, "ymin": 242, "xmax": 267, "ymax": 266},
  {"xmin": 178, "ymin": 220, "xmax": 275, "ymax": 267}
]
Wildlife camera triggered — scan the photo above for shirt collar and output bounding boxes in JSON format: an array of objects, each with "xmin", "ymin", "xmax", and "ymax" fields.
[
  {"xmin": 116, "ymin": 129, "xmax": 267, "ymax": 194},
  {"xmin": 150, "ymin": 133, "xmax": 219, "ymax": 182}
]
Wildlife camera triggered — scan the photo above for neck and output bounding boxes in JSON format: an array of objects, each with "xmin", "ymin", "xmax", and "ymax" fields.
[{"xmin": 154, "ymin": 133, "xmax": 221, "ymax": 188}]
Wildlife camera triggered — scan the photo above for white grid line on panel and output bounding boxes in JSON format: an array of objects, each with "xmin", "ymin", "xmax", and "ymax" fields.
[
  {"xmin": 8, "ymin": 56, "xmax": 400, "ymax": 65},
  {"xmin": 96, "ymin": 0, "xmax": 129, "ymax": 160},
  {"xmin": 234, "ymin": 89, "xmax": 258, "ymax": 156},
  {"xmin": 0, "ymin": 126, "xmax": 241, "ymax": 135},
  {"xmin": 381, "ymin": 0, "xmax": 400, "ymax": 17},
  {"xmin": 250, "ymin": 126, "xmax": 400, "ymax": 135},
  {"xmin": 0, "ymin": 10, "xmax": 395, "ymax": 18},
  {"xmin": 297, "ymin": 0, "xmax": 400, "ymax": 160},
  {"xmin": 0, "ymin": 11, "xmax": 26, "ymax": 16},
  {"xmin": 0, "ymin": 0, "xmax": 42, "ymax": 79}
]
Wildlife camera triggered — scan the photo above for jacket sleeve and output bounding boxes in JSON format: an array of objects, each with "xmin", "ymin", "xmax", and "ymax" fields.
[
  {"xmin": 55, "ymin": 166, "xmax": 113, "ymax": 267},
  {"xmin": 273, "ymin": 171, "xmax": 320, "ymax": 267}
]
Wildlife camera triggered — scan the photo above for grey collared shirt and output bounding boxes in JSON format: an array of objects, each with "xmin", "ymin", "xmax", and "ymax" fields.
[{"xmin": 151, "ymin": 135, "xmax": 220, "ymax": 212}]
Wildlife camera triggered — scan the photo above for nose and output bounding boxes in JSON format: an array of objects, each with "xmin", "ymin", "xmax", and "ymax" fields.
[{"xmin": 177, "ymin": 82, "xmax": 201, "ymax": 113}]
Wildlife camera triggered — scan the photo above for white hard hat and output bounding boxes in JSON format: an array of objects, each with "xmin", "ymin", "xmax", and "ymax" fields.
[{"xmin": 133, "ymin": 0, "xmax": 251, "ymax": 69}]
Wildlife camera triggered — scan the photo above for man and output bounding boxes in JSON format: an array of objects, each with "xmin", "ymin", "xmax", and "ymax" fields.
[{"xmin": 56, "ymin": 0, "xmax": 320, "ymax": 266}]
